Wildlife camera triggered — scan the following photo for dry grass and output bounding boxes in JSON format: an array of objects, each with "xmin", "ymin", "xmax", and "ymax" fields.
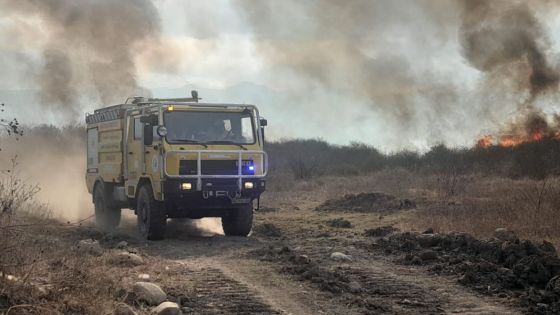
[
  {"xmin": 265, "ymin": 168, "xmax": 560, "ymax": 248},
  {"xmin": 0, "ymin": 159, "xmax": 122, "ymax": 315},
  {"xmin": 401, "ymin": 176, "xmax": 560, "ymax": 246},
  {"xmin": 2, "ymin": 252, "xmax": 120, "ymax": 315}
]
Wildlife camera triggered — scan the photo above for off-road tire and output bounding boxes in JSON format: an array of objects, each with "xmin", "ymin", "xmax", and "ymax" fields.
[
  {"xmin": 93, "ymin": 183, "xmax": 121, "ymax": 232},
  {"xmin": 136, "ymin": 184, "xmax": 167, "ymax": 240},
  {"xmin": 222, "ymin": 204, "xmax": 253, "ymax": 236}
]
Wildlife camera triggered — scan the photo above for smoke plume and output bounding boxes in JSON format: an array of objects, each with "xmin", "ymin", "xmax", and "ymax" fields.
[
  {"xmin": 459, "ymin": 0, "xmax": 559, "ymax": 100},
  {"xmin": 457, "ymin": 0, "xmax": 560, "ymax": 145},
  {"xmin": 233, "ymin": 0, "xmax": 461, "ymax": 145},
  {"xmin": 233, "ymin": 0, "xmax": 560, "ymax": 148},
  {"xmin": 0, "ymin": 0, "xmax": 162, "ymax": 118}
]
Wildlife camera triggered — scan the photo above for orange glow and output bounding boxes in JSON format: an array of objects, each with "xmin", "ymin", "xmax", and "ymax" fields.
[
  {"xmin": 476, "ymin": 135, "xmax": 493, "ymax": 148},
  {"xmin": 530, "ymin": 131, "xmax": 544, "ymax": 141},
  {"xmin": 477, "ymin": 130, "xmax": 550, "ymax": 148},
  {"xmin": 499, "ymin": 135, "xmax": 522, "ymax": 147}
]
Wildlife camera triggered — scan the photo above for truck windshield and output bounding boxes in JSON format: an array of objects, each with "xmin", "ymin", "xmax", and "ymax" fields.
[{"xmin": 164, "ymin": 110, "xmax": 256, "ymax": 144}]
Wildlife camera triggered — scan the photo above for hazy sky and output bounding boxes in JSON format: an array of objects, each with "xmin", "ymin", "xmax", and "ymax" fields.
[{"xmin": 1, "ymin": 0, "xmax": 560, "ymax": 151}]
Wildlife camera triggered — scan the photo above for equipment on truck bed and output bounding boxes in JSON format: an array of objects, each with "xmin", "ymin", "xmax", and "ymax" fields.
[{"xmin": 85, "ymin": 91, "xmax": 268, "ymax": 240}]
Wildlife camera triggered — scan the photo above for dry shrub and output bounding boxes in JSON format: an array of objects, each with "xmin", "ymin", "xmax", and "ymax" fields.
[
  {"xmin": 2, "ymin": 248, "xmax": 121, "ymax": 315},
  {"xmin": 288, "ymin": 156, "xmax": 323, "ymax": 180},
  {"xmin": 0, "ymin": 157, "xmax": 119, "ymax": 314},
  {"xmin": 0, "ymin": 158, "xmax": 41, "ymax": 278},
  {"xmin": 403, "ymin": 176, "xmax": 560, "ymax": 247}
]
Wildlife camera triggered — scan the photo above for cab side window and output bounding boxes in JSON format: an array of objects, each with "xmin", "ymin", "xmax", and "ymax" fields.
[
  {"xmin": 133, "ymin": 116, "xmax": 160, "ymax": 141},
  {"xmin": 134, "ymin": 118, "xmax": 142, "ymax": 140}
]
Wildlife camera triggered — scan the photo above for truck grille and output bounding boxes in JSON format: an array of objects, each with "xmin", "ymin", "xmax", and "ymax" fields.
[{"xmin": 179, "ymin": 160, "xmax": 253, "ymax": 176}]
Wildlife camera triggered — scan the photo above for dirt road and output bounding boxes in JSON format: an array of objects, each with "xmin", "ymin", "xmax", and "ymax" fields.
[{"xmin": 111, "ymin": 203, "xmax": 520, "ymax": 315}]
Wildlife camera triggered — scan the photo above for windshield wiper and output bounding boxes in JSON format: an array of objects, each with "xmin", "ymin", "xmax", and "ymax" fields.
[
  {"xmin": 206, "ymin": 140, "xmax": 248, "ymax": 150},
  {"xmin": 173, "ymin": 139, "xmax": 208, "ymax": 148}
]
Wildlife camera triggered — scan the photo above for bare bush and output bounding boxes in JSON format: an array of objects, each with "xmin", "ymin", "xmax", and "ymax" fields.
[
  {"xmin": 289, "ymin": 156, "xmax": 323, "ymax": 180},
  {"xmin": 0, "ymin": 158, "xmax": 41, "ymax": 277}
]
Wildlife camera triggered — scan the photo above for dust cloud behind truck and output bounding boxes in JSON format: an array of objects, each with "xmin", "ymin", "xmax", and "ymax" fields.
[{"xmin": 85, "ymin": 92, "xmax": 268, "ymax": 240}]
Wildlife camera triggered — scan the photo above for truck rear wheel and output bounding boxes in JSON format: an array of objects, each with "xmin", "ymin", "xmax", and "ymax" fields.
[
  {"xmin": 93, "ymin": 184, "xmax": 121, "ymax": 232},
  {"xmin": 136, "ymin": 184, "xmax": 167, "ymax": 240},
  {"xmin": 222, "ymin": 204, "xmax": 253, "ymax": 236}
]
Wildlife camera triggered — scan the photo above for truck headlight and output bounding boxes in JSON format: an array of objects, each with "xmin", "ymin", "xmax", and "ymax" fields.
[
  {"xmin": 156, "ymin": 126, "xmax": 168, "ymax": 137},
  {"xmin": 181, "ymin": 182, "xmax": 192, "ymax": 190},
  {"xmin": 244, "ymin": 182, "xmax": 254, "ymax": 189}
]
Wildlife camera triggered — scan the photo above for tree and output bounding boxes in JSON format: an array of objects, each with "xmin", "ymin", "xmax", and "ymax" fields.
[{"xmin": 0, "ymin": 103, "xmax": 23, "ymax": 141}]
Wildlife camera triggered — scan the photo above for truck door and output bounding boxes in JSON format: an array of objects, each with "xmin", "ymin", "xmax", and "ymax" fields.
[{"xmin": 126, "ymin": 115, "xmax": 144, "ymax": 197}]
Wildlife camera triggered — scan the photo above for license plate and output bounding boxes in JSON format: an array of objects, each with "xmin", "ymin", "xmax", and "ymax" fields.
[{"xmin": 231, "ymin": 198, "xmax": 251, "ymax": 204}]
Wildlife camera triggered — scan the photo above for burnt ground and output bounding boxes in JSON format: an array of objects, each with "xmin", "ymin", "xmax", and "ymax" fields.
[{"xmin": 2, "ymin": 191, "xmax": 540, "ymax": 314}]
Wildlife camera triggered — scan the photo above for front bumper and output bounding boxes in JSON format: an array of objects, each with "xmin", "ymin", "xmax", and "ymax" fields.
[
  {"xmin": 163, "ymin": 178, "xmax": 265, "ymax": 212},
  {"xmin": 164, "ymin": 149, "xmax": 268, "ymax": 192}
]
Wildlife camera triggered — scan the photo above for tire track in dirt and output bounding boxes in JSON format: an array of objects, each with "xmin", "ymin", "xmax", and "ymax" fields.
[
  {"xmin": 173, "ymin": 257, "xmax": 344, "ymax": 315},
  {"xmin": 138, "ymin": 217, "xmax": 521, "ymax": 314},
  {"xmin": 357, "ymin": 257, "xmax": 522, "ymax": 315},
  {"xmin": 167, "ymin": 266, "xmax": 282, "ymax": 314},
  {"xmin": 247, "ymin": 242, "xmax": 521, "ymax": 314}
]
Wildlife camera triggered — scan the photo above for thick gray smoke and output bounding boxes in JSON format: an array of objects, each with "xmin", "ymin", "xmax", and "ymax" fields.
[
  {"xmin": 457, "ymin": 0, "xmax": 560, "ymax": 141},
  {"xmin": 233, "ymin": 0, "xmax": 560, "ymax": 148},
  {"xmin": 1, "ymin": 0, "xmax": 559, "ymax": 146},
  {"xmin": 0, "ymin": 0, "xmax": 161, "ymax": 118},
  {"xmin": 459, "ymin": 0, "xmax": 559, "ymax": 100},
  {"xmin": 234, "ymin": 0, "xmax": 461, "ymax": 144}
]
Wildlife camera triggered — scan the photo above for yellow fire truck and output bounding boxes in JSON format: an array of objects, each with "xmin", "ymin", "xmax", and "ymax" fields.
[{"xmin": 85, "ymin": 92, "xmax": 268, "ymax": 240}]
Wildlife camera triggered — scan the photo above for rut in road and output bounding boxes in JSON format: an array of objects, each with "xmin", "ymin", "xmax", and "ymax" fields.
[
  {"xmin": 166, "ymin": 267, "xmax": 281, "ymax": 315},
  {"xmin": 358, "ymin": 258, "xmax": 522, "ymax": 315},
  {"xmin": 138, "ymin": 219, "xmax": 521, "ymax": 314}
]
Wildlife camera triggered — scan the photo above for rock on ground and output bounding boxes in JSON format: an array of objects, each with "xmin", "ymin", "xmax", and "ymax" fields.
[
  {"xmin": 138, "ymin": 273, "xmax": 151, "ymax": 280},
  {"xmin": 365, "ymin": 225, "xmax": 396, "ymax": 237},
  {"xmin": 326, "ymin": 218, "xmax": 353, "ymax": 228},
  {"xmin": 76, "ymin": 239, "xmax": 103, "ymax": 256},
  {"xmin": 152, "ymin": 301, "xmax": 181, "ymax": 315},
  {"xmin": 330, "ymin": 252, "xmax": 352, "ymax": 262},
  {"xmin": 419, "ymin": 250, "xmax": 438, "ymax": 261},
  {"xmin": 114, "ymin": 303, "xmax": 137, "ymax": 315},
  {"xmin": 133, "ymin": 282, "xmax": 167, "ymax": 306},
  {"xmin": 254, "ymin": 223, "xmax": 283, "ymax": 237},
  {"xmin": 494, "ymin": 228, "xmax": 518, "ymax": 242},
  {"xmin": 116, "ymin": 241, "xmax": 128, "ymax": 249},
  {"xmin": 109, "ymin": 252, "xmax": 144, "ymax": 266}
]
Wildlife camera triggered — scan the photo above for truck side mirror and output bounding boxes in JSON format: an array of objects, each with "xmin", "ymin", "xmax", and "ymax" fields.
[
  {"xmin": 140, "ymin": 114, "xmax": 158, "ymax": 125},
  {"xmin": 144, "ymin": 124, "xmax": 153, "ymax": 146},
  {"xmin": 260, "ymin": 118, "xmax": 268, "ymax": 127}
]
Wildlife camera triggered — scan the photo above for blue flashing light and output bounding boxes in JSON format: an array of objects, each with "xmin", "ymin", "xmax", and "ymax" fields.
[{"xmin": 248, "ymin": 165, "xmax": 255, "ymax": 171}]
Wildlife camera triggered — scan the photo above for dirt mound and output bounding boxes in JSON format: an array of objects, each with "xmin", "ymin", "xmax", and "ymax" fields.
[
  {"xmin": 315, "ymin": 193, "xmax": 415, "ymax": 213},
  {"xmin": 326, "ymin": 218, "xmax": 353, "ymax": 228},
  {"xmin": 374, "ymin": 231, "xmax": 560, "ymax": 314},
  {"xmin": 253, "ymin": 223, "xmax": 283, "ymax": 237},
  {"xmin": 365, "ymin": 225, "xmax": 398, "ymax": 237}
]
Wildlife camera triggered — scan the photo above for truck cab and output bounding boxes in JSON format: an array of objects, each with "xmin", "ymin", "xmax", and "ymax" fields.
[{"xmin": 85, "ymin": 92, "xmax": 268, "ymax": 240}]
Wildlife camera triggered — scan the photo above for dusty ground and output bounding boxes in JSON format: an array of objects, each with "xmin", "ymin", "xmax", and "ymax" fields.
[
  {"xmin": 65, "ymin": 193, "xmax": 523, "ymax": 314},
  {"xmin": 6, "ymin": 173, "xmax": 560, "ymax": 314}
]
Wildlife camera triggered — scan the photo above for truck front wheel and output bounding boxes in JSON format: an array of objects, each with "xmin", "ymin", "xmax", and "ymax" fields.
[
  {"xmin": 136, "ymin": 184, "xmax": 167, "ymax": 240},
  {"xmin": 93, "ymin": 184, "xmax": 121, "ymax": 232},
  {"xmin": 222, "ymin": 204, "xmax": 253, "ymax": 236}
]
